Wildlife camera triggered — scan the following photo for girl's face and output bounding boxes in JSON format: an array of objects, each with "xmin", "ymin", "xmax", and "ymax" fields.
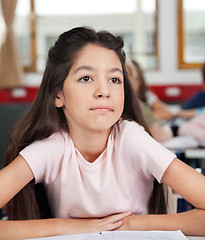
[{"xmin": 55, "ymin": 44, "xmax": 124, "ymax": 135}]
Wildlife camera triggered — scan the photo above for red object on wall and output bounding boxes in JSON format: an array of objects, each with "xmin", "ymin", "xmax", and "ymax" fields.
[
  {"xmin": 0, "ymin": 89, "xmax": 10, "ymax": 103},
  {"xmin": 149, "ymin": 84, "xmax": 203, "ymax": 103},
  {"xmin": 0, "ymin": 87, "xmax": 39, "ymax": 104}
]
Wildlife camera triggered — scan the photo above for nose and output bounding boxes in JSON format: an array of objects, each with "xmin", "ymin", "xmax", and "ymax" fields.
[{"xmin": 94, "ymin": 80, "xmax": 110, "ymax": 99}]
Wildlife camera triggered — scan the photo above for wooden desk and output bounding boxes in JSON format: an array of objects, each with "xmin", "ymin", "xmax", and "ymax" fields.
[{"xmin": 185, "ymin": 149, "xmax": 205, "ymax": 159}]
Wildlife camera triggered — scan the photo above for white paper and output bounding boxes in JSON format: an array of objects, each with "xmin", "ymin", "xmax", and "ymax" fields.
[
  {"xmin": 101, "ymin": 230, "xmax": 188, "ymax": 240},
  {"xmin": 25, "ymin": 230, "xmax": 188, "ymax": 240}
]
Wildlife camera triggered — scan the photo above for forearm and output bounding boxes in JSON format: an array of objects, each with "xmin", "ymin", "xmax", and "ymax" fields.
[
  {"xmin": 0, "ymin": 218, "xmax": 66, "ymax": 240},
  {"xmin": 177, "ymin": 109, "xmax": 196, "ymax": 119},
  {"xmin": 0, "ymin": 211, "xmax": 132, "ymax": 240},
  {"xmin": 152, "ymin": 101, "xmax": 172, "ymax": 120},
  {"xmin": 0, "ymin": 218, "xmax": 103, "ymax": 240},
  {"xmin": 120, "ymin": 209, "xmax": 205, "ymax": 236}
]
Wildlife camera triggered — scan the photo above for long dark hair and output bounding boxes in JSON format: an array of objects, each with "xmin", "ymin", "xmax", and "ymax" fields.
[
  {"xmin": 4, "ymin": 26, "xmax": 167, "ymax": 220},
  {"xmin": 131, "ymin": 60, "xmax": 149, "ymax": 103}
]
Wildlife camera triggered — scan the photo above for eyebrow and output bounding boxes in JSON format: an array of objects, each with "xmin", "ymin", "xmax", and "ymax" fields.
[
  {"xmin": 109, "ymin": 67, "xmax": 123, "ymax": 75},
  {"xmin": 73, "ymin": 66, "xmax": 94, "ymax": 74},
  {"xmin": 73, "ymin": 65, "xmax": 123, "ymax": 75}
]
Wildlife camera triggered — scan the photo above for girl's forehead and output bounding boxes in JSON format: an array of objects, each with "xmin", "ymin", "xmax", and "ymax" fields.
[{"xmin": 71, "ymin": 44, "xmax": 123, "ymax": 71}]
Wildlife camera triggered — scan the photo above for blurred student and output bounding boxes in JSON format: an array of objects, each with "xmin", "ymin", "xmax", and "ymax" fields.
[
  {"xmin": 178, "ymin": 109, "xmax": 205, "ymax": 144},
  {"xmin": 126, "ymin": 60, "xmax": 173, "ymax": 142},
  {"xmin": 181, "ymin": 63, "xmax": 205, "ymax": 110},
  {"xmin": 176, "ymin": 63, "xmax": 205, "ymax": 120},
  {"xmin": 126, "ymin": 60, "xmax": 172, "ymax": 120}
]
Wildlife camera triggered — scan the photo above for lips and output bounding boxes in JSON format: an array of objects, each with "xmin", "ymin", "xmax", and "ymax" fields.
[{"xmin": 90, "ymin": 105, "xmax": 113, "ymax": 112}]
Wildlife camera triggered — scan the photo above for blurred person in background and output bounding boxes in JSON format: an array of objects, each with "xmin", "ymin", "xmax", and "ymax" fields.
[
  {"xmin": 126, "ymin": 60, "xmax": 173, "ymax": 120},
  {"xmin": 181, "ymin": 63, "xmax": 205, "ymax": 110},
  {"xmin": 126, "ymin": 60, "xmax": 173, "ymax": 143},
  {"xmin": 178, "ymin": 109, "xmax": 205, "ymax": 145},
  {"xmin": 177, "ymin": 63, "xmax": 205, "ymax": 120}
]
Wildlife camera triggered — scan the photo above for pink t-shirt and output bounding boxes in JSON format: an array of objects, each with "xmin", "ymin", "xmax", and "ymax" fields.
[{"xmin": 20, "ymin": 120, "xmax": 175, "ymax": 219}]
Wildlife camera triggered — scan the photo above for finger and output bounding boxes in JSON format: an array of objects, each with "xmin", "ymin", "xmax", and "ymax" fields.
[
  {"xmin": 105, "ymin": 210, "xmax": 132, "ymax": 224},
  {"xmin": 97, "ymin": 211, "xmax": 132, "ymax": 232},
  {"xmin": 104, "ymin": 220, "xmax": 123, "ymax": 231},
  {"xmin": 111, "ymin": 211, "xmax": 132, "ymax": 221}
]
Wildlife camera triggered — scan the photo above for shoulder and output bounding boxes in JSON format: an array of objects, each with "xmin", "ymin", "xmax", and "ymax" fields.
[
  {"xmin": 20, "ymin": 131, "xmax": 69, "ymax": 183},
  {"xmin": 182, "ymin": 91, "xmax": 205, "ymax": 109},
  {"xmin": 31, "ymin": 130, "xmax": 66, "ymax": 146},
  {"xmin": 114, "ymin": 120, "xmax": 176, "ymax": 182},
  {"xmin": 188, "ymin": 91, "xmax": 205, "ymax": 102},
  {"xmin": 21, "ymin": 131, "xmax": 67, "ymax": 157},
  {"xmin": 41, "ymin": 131, "xmax": 67, "ymax": 143},
  {"xmin": 194, "ymin": 91, "xmax": 205, "ymax": 97},
  {"xmin": 117, "ymin": 119, "xmax": 149, "ymax": 139},
  {"xmin": 113, "ymin": 119, "xmax": 151, "ymax": 151}
]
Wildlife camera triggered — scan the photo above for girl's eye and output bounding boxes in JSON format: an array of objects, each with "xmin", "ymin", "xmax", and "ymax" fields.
[
  {"xmin": 109, "ymin": 78, "xmax": 121, "ymax": 84},
  {"xmin": 79, "ymin": 76, "xmax": 92, "ymax": 83}
]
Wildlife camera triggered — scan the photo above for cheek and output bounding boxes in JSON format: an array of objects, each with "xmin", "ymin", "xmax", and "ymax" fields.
[
  {"xmin": 115, "ymin": 90, "xmax": 124, "ymax": 114},
  {"xmin": 62, "ymin": 90, "xmax": 84, "ymax": 118},
  {"xmin": 63, "ymin": 92, "xmax": 85, "ymax": 121},
  {"xmin": 64, "ymin": 87, "xmax": 85, "ymax": 105}
]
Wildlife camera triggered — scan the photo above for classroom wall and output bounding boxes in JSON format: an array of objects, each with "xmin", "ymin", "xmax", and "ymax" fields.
[
  {"xmin": 145, "ymin": 0, "xmax": 202, "ymax": 85},
  {"xmin": 21, "ymin": 0, "xmax": 202, "ymax": 88},
  {"xmin": 0, "ymin": 0, "xmax": 202, "ymax": 102}
]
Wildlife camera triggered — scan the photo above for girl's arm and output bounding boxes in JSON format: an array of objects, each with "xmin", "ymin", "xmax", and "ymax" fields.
[
  {"xmin": 0, "ymin": 212, "xmax": 131, "ymax": 240},
  {"xmin": 151, "ymin": 100, "xmax": 173, "ymax": 120},
  {"xmin": 0, "ymin": 156, "xmax": 131, "ymax": 239},
  {"xmin": 0, "ymin": 155, "xmax": 34, "ymax": 208},
  {"xmin": 117, "ymin": 158, "xmax": 205, "ymax": 236}
]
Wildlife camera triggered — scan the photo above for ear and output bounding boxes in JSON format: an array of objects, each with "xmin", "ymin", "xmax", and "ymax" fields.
[{"xmin": 55, "ymin": 92, "xmax": 64, "ymax": 108}]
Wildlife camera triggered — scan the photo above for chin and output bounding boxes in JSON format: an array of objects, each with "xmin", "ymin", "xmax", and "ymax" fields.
[{"xmin": 88, "ymin": 121, "xmax": 114, "ymax": 133}]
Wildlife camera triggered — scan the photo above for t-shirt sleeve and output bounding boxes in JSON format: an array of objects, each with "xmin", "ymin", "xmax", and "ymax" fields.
[
  {"xmin": 19, "ymin": 132, "xmax": 65, "ymax": 184},
  {"xmin": 121, "ymin": 121, "xmax": 176, "ymax": 183}
]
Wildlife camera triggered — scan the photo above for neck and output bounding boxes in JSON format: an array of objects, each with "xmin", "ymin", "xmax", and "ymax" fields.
[{"xmin": 69, "ymin": 128, "xmax": 111, "ymax": 163}]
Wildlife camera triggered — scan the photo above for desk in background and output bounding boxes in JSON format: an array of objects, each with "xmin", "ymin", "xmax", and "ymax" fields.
[
  {"xmin": 185, "ymin": 149, "xmax": 205, "ymax": 159},
  {"xmin": 185, "ymin": 148, "xmax": 205, "ymax": 174}
]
